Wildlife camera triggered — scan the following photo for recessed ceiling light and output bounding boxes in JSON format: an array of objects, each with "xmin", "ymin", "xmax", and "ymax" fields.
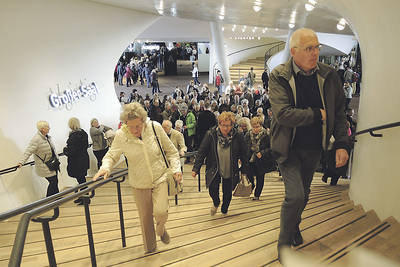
[{"xmin": 253, "ymin": 5, "xmax": 261, "ymax": 12}]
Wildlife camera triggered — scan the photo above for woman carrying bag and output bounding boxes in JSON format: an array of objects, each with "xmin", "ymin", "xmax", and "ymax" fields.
[
  {"xmin": 93, "ymin": 103, "xmax": 182, "ymax": 254},
  {"xmin": 17, "ymin": 120, "xmax": 60, "ymax": 197}
]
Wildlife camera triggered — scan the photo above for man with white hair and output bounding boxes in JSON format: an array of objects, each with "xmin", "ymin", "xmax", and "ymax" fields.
[
  {"xmin": 162, "ymin": 120, "xmax": 187, "ymax": 170},
  {"xmin": 269, "ymin": 28, "xmax": 350, "ymax": 262}
]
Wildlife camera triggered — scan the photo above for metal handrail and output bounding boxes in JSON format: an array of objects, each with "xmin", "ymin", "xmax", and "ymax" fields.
[
  {"xmin": 226, "ymin": 41, "xmax": 285, "ymax": 58},
  {"xmin": 6, "ymin": 170, "xmax": 128, "ymax": 267},
  {"xmin": 350, "ymin": 121, "xmax": 400, "ymax": 140},
  {"xmin": 0, "ymin": 168, "xmax": 127, "ymax": 222},
  {"xmin": 264, "ymin": 41, "xmax": 285, "ymax": 70},
  {"xmin": 0, "ymin": 144, "xmax": 93, "ymax": 176}
]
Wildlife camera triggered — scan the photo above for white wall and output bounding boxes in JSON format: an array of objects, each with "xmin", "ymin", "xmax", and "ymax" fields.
[
  {"xmin": 0, "ymin": 0, "xmax": 159, "ymax": 213},
  {"xmin": 324, "ymin": 0, "xmax": 400, "ymax": 222}
]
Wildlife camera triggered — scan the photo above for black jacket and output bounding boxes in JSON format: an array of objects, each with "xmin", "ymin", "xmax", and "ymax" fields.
[
  {"xmin": 64, "ymin": 130, "xmax": 89, "ymax": 178},
  {"xmin": 192, "ymin": 127, "xmax": 248, "ymax": 189},
  {"xmin": 245, "ymin": 130, "xmax": 277, "ymax": 174}
]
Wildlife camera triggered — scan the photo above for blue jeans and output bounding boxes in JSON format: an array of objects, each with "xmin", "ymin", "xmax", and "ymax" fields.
[{"xmin": 278, "ymin": 147, "xmax": 322, "ymax": 245}]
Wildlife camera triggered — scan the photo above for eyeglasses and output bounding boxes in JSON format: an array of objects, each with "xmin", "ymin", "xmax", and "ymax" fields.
[
  {"xmin": 294, "ymin": 44, "xmax": 323, "ymax": 53},
  {"xmin": 127, "ymin": 123, "xmax": 143, "ymax": 131},
  {"xmin": 219, "ymin": 123, "xmax": 233, "ymax": 128}
]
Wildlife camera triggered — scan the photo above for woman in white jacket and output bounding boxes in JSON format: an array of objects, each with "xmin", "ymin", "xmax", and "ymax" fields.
[
  {"xmin": 93, "ymin": 102, "xmax": 182, "ymax": 254},
  {"xmin": 17, "ymin": 121, "xmax": 59, "ymax": 197}
]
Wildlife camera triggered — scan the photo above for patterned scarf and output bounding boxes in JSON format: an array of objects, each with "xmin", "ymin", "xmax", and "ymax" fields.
[
  {"xmin": 249, "ymin": 128, "xmax": 268, "ymax": 163},
  {"xmin": 217, "ymin": 126, "xmax": 236, "ymax": 148}
]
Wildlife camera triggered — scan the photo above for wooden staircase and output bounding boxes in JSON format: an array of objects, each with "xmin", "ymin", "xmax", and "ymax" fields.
[
  {"xmin": 1, "ymin": 166, "xmax": 399, "ymax": 266},
  {"xmin": 229, "ymin": 57, "xmax": 265, "ymax": 86}
]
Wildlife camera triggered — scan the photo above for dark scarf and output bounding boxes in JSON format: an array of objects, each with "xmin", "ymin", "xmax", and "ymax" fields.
[
  {"xmin": 249, "ymin": 128, "xmax": 267, "ymax": 163},
  {"xmin": 217, "ymin": 126, "xmax": 236, "ymax": 148}
]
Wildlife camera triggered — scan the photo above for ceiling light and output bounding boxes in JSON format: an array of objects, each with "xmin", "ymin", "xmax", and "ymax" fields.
[
  {"xmin": 253, "ymin": 5, "xmax": 261, "ymax": 12},
  {"xmin": 222, "ymin": 27, "xmax": 225, "ymax": 31},
  {"xmin": 305, "ymin": 3, "xmax": 314, "ymax": 11},
  {"xmin": 275, "ymin": 28, "xmax": 278, "ymax": 31},
  {"xmin": 289, "ymin": 23, "xmax": 295, "ymax": 28},
  {"xmin": 219, "ymin": 15, "xmax": 224, "ymax": 20},
  {"xmin": 232, "ymin": 27, "xmax": 235, "ymax": 31},
  {"xmin": 258, "ymin": 37, "xmax": 261, "ymax": 40},
  {"xmin": 305, "ymin": 0, "xmax": 317, "ymax": 11},
  {"xmin": 158, "ymin": 9, "xmax": 163, "ymax": 14},
  {"xmin": 242, "ymin": 28, "xmax": 245, "ymax": 32},
  {"xmin": 252, "ymin": 29, "xmax": 256, "ymax": 33},
  {"xmin": 337, "ymin": 18, "xmax": 347, "ymax": 30}
]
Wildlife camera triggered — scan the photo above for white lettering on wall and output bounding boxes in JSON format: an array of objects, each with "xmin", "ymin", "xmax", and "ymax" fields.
[{"xmin": 49, "ymin": 82, "xmax": 99, "ymax": 108}]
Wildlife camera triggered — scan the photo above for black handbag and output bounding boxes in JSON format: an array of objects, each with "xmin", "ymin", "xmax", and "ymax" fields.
[{"xmin": 36, "ymin": 140, "xmax": 60, "ymax": 172}]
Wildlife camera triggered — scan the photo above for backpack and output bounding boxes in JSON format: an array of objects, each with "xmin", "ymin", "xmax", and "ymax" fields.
[{"xmin": 352, "ymin": 72, "xmax": 359, "ymax": 83}]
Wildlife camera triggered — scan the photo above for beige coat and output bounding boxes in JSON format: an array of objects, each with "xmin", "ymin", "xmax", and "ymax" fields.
[
  {"xmin": 100, "ymin": 118, "xmax": 181, "ymax": 189},
  {"xmin": 169, "ymin": 129, "xmax": 187, "ymax": 155},
  {"xmin": 19, "ymin": 131, "xmax": 58, "ymax": 177}
]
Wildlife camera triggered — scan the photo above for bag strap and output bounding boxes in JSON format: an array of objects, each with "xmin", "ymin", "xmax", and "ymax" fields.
[
  {"xmin": 151, "ymin": 121, "xmax": 169, "ymax": 168},
  {"xmin": 35, "ymin": 137, "xmax": 55, "ymax": 162}
]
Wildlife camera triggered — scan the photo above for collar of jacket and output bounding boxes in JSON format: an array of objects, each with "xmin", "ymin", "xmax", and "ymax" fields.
[{"xmin": 277, "ymin": 58, "xmax": 331, "ymax": 81}]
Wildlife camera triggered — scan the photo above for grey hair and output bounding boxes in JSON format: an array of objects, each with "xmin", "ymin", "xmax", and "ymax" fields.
[
  {"xmin": 289, "ymin": 28, "xmax": 317, "ymax": 49},
  {"xmin": 68, "ymin": 117, "xmax": 81, "ymax": 131},
  {"xmin": 119, "ymin": 102, "xmax": 148, "ymax": 124},
  {"xmin": 36, "ymin": 120, "xmax": 49, "ymax": 131},
  {"xmin": 175, "ymin": 119, "xmax": 184, "ymax": 128}
]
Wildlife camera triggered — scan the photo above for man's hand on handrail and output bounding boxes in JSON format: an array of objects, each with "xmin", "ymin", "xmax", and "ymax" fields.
[
  {"xmin": 93, "ymin": 170, "xmax": 109, "ymax": 181},
  {"xmin": 17, "ymin": 163, "xmax": 22, "ymax": 169}
]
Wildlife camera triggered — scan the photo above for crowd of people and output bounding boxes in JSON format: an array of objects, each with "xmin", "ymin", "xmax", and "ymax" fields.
[{"xmin": 16, "ymin": 28, "xmax": 357, "ymax": 261}]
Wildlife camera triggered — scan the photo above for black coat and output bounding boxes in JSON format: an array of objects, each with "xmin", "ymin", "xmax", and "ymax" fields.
[
  {"xmin": 192, "ymin": 127, "xmax": 248, "ymax": 189},
  {"xmin": 245, "ymin": 130, "xmax": 277, "ymax": 174},
  {"xmin": 64, "ymin": 130, "xmax": 89, "ymax": 178}
]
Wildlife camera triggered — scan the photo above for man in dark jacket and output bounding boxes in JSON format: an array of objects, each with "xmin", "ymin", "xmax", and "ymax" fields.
[
  {"xmin": 269, "ymin": 28, "xmax": 350, "ymax": 263},
  {"xmin": 195, "ymin": 103, "xmax": 217, "ymax": 150}
]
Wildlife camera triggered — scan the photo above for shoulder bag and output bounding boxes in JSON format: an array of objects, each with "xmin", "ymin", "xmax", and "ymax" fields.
[{"xmin": 151, "ymin": 122, "xmax": 181, "ymax": 196}]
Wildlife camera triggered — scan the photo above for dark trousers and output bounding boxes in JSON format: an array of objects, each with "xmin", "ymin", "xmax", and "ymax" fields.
[
  {"xmin": 248, "ymin": 162, "xmax": 265, "ymax": 198},
  {"xmin": 278, "ymin": 147, "xmax": 322, "ymax": 245},
  {"xmin": 45, "ymin": 175, "xmax": 59, "ymax": 197},
  {"xmin": 209, "ymin": 174, "xmax": 232, "ymax": 214},
  {"xmin": 94, "ymin": 148, "xmax": 109, "ymax": 170},
  {"xmin": 184, "ymin": 132, "xmax": 195, "ymax": 152}
]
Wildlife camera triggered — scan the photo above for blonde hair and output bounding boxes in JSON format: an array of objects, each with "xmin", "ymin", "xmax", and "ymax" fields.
[
  {"xmin": 251, "ymin": 116, "xmax": 264, "ymax": 127},
  {"xmin": 90, "ymin": 118, "xmax": 98, "ymax": 127},
  {"xmin": 119, "ymin": 102, "xmax": 148, "ymax": 124},
  {"xmin": 68, "ymin": 117, "xmax": 81, "ymax": 131},
  {"xmin": 218, "ymin": 111, "xmax": 236, "ymax": 125},
  {"xmin": 36, "ymin": 120, "xmax": 49, "ymax": 131}
]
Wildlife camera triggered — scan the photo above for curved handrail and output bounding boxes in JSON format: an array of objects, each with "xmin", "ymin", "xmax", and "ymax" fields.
[
  {"xmin": 350, "ymin": 121, "xmax": 400, "ymax": 140},
  {"xmin": 226, "ymin": 41, "xmax": 285, "ymax": 58},
  {"xmin": 264, "ymin": 41, "xmax": 285, "ymax": 70}
]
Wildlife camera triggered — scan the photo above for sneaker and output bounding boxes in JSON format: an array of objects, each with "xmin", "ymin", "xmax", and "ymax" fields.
[
  {"xmin": 161, "ymin": 230, "xmax": 170, "ymax": 244},
  {"xmin": 210, "ymin": 205, "xmax": 218, "ymax": 215},
  {"xmin": 252, "ymin": 197, "xmax": 260, "ymax": 201},
  {"xmin": 322, "ymin": 176, "xmax": 328, "ymax": 183}
]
